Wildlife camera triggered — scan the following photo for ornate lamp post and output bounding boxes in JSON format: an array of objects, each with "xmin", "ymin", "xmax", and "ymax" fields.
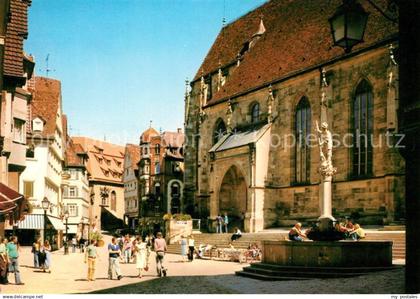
[
  {"xmin": 41, "ymin": 197, "xmax": 50, "ymax": 243},
  {"xmin": 64, "ymin": 210, "xmax": 69, "ymax": 255}
]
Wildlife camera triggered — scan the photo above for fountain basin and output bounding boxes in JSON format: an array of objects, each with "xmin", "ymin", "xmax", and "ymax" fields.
[{"xmin": 262, "ymin": 240, "xmax": 392, "ymax": 267}]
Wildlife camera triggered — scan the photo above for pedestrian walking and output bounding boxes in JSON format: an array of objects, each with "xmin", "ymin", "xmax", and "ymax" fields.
[
  {"xmin": 31, "ymin": 238, "xmax": 41, "ymax": 268},
  {"xmin": 223, "ymin": 213, "xmax": 229, "ymax": 233},
  {"xmin": 187, "ymin": 235, "xmax": 195, "ymax": 261},
  {"xmin": 146, "ymin": 233, "xmax": 154, "ymax": 251},
  {"xmin": 216, "ymin": 215, "xmax": 223, "ymax": 233},
  {"xmin": 180, "ymin": 235, "xmax": 187, "ymax": 262},
  {"xmin": 84, "ymin": 240, "xmax": 98, "ymax": 281},
  {"xmin": 123, "ymin": 235, "xmax": 132, "ymax": 263},
  {"xmin": 108, "ymin": 237, "xmax": 122, "ymax": 280},
  {"xmin": 134, "ymin": 236, "xmax": 148, "ymax": 278},
  {"xmin": 0, "ymin": 237, "xmax": 9, "ymax": 284},
  {"xmin": 71, "ymin": 237, "xmax": 77, "ymax": 253},
  {"xmin": 41, "ymin": 240, "xmax": 52, "ymax": 273},
  {"xmin": 79, "ymin": 237, "xmax": 85, "ymax": 253},
  {"xmin": 6, "ymin": 236, "xmax": 24, "ymax": 285},
  {"xmin": 154, "ymin": 232, "xmax": 167, "ymax": 277}
]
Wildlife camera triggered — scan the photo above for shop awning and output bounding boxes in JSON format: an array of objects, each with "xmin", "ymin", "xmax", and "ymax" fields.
[
  {"xmin": 13, "ymin": 214, "xmax": 44, "ymax": 229},
  {"xmin": 65, "ymin": 225, "xmax": 78, "ymax": 234},
  {"xmin": 11, "ymin": 214, "xmax": 65, "ymax": 231},
  {"xmin": 0, "ymin": 182, "xmax": 24, "ymax": 214},
  {"xmin": 48, "ymin": 216, "xmax": 65, "ymax": 230}
]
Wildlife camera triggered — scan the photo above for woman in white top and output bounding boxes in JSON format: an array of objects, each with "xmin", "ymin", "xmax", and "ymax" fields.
[
  {"xmin": 187, "ymin": 236, "xmax": 195, "ymax": 261},
  {"xmin": 134, "ymin": 237, "xmax": 148, "ymax": 278},
  {"xmin": 231, "ymin": 227, "xmax": 242, "ymax": 241}
]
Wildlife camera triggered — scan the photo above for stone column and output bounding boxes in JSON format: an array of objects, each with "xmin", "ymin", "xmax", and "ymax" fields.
[{"xmin": 317, "ymin": 69, "xmax": 336, "ymax": 232}]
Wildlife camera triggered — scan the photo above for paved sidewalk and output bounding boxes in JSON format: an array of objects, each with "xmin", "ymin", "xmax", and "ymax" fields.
[
  {"xmin": 0, "ymin": 235, "xmax": 245, "ymax": 294},
  {"xmin": 0, "ymin": 234, "xmax": 405, "ymax": 294}
]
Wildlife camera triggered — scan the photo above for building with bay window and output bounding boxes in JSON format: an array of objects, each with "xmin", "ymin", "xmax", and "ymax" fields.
[
  {"xmin": 62, "ymin": 137, "xmax": 90, "ymax": 239},
  {"xmin": 72, "ymin": 136, "xmax": 125, "ymax": 231},
  {"xmin": 123, "ymin": 143, "xmax": 140, "ymax": 229},
  {"xmin": 137, "ymin": 127, "xmax": 185, "ymax": 232}
]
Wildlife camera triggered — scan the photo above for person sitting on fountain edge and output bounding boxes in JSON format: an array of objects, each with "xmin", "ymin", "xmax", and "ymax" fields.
[
  {"xmin": 289, "ymin": 223, "xmax": 307, "ymax": 241},
  {"xmin": 348, "ymin": 223, "xmax": 366, "ymax": 240}
]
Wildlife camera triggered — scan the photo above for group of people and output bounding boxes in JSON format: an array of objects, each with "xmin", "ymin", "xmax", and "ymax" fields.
[
  {"xmin": 334, "ymin": 218, "xmax": 366, "ymax": 240},
  {"xmin": 85, "ymin": 232, "xmax": 168, "ymax": 282},
  {"xmin": 31, "ymin": 238, "xmax": 52, "ymax": 273},
  {"xmin": 0, "ymin": 236, "xmax": 24, "ymax": 285},
  {"xmin": 179, "ymin": 235, "xmax": 196, "ymax": 262},
  {"xmin": 288, "ymin": 219, "xmax": 366, "ymax": 241},
  {"xmin": 215, "ymin": 213, "xmax": 229, "ymax": 233},
  {"xmin": 70, "ymin": 235, "xmax": 87, "ymax": 253}
]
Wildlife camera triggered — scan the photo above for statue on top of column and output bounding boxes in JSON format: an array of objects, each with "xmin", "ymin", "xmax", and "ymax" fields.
[{"xmin": 316, "ymin": 120, "xmax": 336, "ymax": 178}]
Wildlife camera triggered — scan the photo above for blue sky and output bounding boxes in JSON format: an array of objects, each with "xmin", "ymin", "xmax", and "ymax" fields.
[{"xmin": 25, "ymin": 0, "xmax": 267, "ymax": 145}]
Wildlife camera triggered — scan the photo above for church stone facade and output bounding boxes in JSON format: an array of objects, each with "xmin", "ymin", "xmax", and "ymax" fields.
[{"xmin": 184, "ymin": 0, "xmax": 404, "ymax": 232}]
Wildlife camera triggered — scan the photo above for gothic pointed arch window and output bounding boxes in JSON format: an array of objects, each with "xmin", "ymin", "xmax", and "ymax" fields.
[
  {"xmin": 251, "ymin": 102, "xmax": 260, "ymax": 123},
  {"xmin": 295, "ymin": 97, "xmax": 311, "ymax": 183},
  {"xmin": 353, "ymin": 80, "xmax": 373, "ymax": 177},
  {"xmin": 213, "ymin": 118, "xmax": 227, "ymax": 144}
]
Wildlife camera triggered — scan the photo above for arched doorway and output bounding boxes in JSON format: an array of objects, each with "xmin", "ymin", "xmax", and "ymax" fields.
[
  {"xmin": 167, "ymin": 180, "xmax": 183, "ymax": 214},
  {"xmin": 219, "ymin": 165, "xmax": 247, "ymax": 231}
]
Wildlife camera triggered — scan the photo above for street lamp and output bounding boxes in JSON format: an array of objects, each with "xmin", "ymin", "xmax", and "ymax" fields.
[
  {"xmin": 64, "ymin": 210, "xmax": 69, "ymax": 255},
  {"xmin": 41, "ymin": 197, "xmax": 50, "ymax": 243},
  {"xmin": 329, "ymin": 0, "xmax": 369, "ymax": 53}
]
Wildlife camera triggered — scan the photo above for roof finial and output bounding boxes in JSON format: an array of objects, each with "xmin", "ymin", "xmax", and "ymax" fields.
[
  {"xmin": 222, "ymin": 0, "xmax": 227, "ymax": 27},
  {"xmin": 185, "ymin": 77, "xmax": 190, "ymax": 95},
  {"xmin": 149, "ymin": 120, "xmax": 153, "ymax": 128},
  {"xmin": 253, "ymin": 16, "xmax": 266, "ymax": 37}
]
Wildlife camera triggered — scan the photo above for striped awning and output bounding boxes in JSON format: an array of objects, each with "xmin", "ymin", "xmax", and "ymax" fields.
[
  {"xmin": 13, "ymin": 214, "xmax": 65, "ymax": 231},
  {"xmin": 14, "ymin": 214, "xmax": 44, "ymax": 229}
]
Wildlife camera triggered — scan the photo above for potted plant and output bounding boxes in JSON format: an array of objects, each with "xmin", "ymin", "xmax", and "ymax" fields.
[{"xmin": 90, "ymin": 231, "xmax": 104, "ymax": 247}]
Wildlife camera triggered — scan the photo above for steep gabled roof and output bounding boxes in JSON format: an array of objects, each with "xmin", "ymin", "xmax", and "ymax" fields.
[
  {"xmin": 72, "ymin": 137, "xmax": 125, "ymax": 184},
  {"xmin": 3, "ymin": 0, "xmax": 31, "ymax": 79},
  {"xmin": 161, "ymin": 131, "xmax": 184, "ymax": 149},
  {"xmin": 65, "ymin": 138, "xmax": 86, "ymax": 168},
  {"xmin": 194, "ymin": 0, "xmax": 398, "ymax": 104},
  {"xmin": 29, "ymin": 76, "xmax": 61, "ymax": 137},
  {"xmin": 125, "ymin": 144, "xmax": 140, "ymax": 171}
]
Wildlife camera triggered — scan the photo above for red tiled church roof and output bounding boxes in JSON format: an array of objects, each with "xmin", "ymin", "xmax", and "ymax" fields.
[
  {"xmin": 3, "ymin": 0, "xmax": 31, "ymax": 79},
  {"xmin": 194, "ymin": 0, "xmax": 398, "ymax": 104},
  {"xmin": 29, "ymin": 76, "xmax": 61, "ymax": 137}
]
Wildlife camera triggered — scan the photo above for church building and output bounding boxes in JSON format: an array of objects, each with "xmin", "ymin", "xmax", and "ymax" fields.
[{"xmin": 184, "ymin": 0, "xmax": 403, "ymax": 232}]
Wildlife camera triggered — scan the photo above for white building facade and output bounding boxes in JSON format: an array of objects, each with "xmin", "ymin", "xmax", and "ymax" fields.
[{"xmin": 123, "ymin": 144, "xmax": 140, "ymax": 229}]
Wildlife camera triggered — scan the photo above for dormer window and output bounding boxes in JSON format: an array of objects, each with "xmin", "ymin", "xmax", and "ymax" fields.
[{"xmin": 32, "ymin": 117, "xmax": 44, "ymax": 132}]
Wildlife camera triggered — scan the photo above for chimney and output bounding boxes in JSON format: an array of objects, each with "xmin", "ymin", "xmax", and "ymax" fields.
[{"xmin": 177, "ymin": 128, "xmax": 182, "ymax": 133}]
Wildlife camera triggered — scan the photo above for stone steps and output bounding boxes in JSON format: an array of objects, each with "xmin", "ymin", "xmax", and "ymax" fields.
[
  {"xmin": 167, "ymin": 231, "xmax": 406, "ymax": 259},
  {"xmin": 236, "ymin": 263, "xmax": 402, "ymax": 280}
]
